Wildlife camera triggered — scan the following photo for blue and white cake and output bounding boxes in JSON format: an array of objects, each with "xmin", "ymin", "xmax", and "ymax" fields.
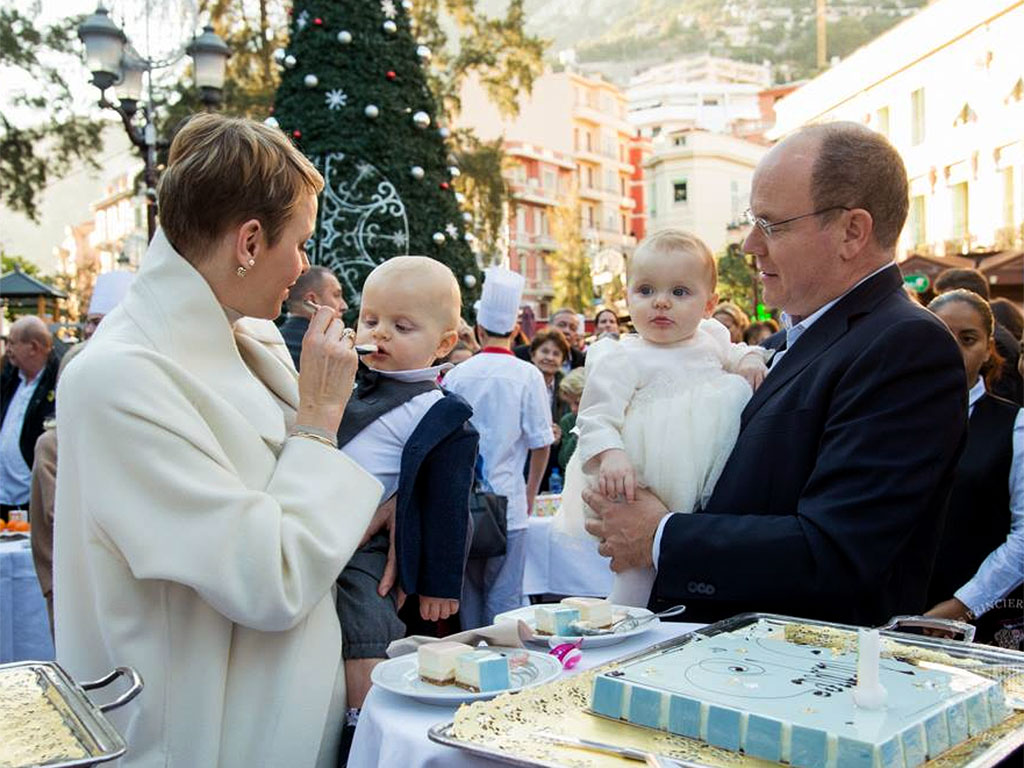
[
  {"xmin": 590, "ymin": 620, "xmax": 1009, "ymax": 768},
  {"xmin": 455, "ymin": 649, "xmax": 511, "ymax": 693},
  {"xmin": 535, "ymin": 606, "xmax": 581, "ymax": 636}
]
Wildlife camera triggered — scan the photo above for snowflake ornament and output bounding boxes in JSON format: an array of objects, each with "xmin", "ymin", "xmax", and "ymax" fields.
[
  {"xmin": 381, "ymin": 0, "xmax": 397, "ymax": 19},
  {"xmin": 296, "ymin": 10, "xmax": 310, "ymax": 30},
  {"xmin": 445, "ymin": 222, "xmax": 459, "ymax": 238},
  {"xmin": 325, "ymin": 89, "xmax": 348, "ymax": 110}
]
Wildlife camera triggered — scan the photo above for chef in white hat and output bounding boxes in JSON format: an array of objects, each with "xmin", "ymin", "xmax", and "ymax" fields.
[
  {"xmin": 84, "ymin": 271, "xmax": 134, "ymax": 340},
  {"xmin": 441, "ymin": 267, "xmax": 555, "ymax": 628}
]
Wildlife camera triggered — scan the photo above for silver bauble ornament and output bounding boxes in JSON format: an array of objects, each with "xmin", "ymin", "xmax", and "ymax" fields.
[
  {"xmin": 412, "ymin": 111, "xmax": 431, "ymax": 129},
  {"xmin": 410, "ymin": 166, "xmax": 425, "ymax": 180},
  {"xmin": 264, "ymin": 116, "xmax": 280, "ymax": 128},
  {"xmin": 273, "ymin": 48, "xmax": 287, "ymax": 63},
  {"xmin": 432, "ymin": 232, "xmax": 446, "ymax": 245},
  {"xmin": 455, "ymin": 192, "xmax": 466, "ymax": 204},
  {"xmin": 438, "ymin": 126, "xmax": 451, "ymax": 139},
  {"xmin": 463, "ymin": 274, "xmax": 477, "ymax": 289},
  {"xmin": 463, "ymin": 232, "xmax": 475, "ymax": 243},
  {"xmin": 304, "ymin": 74, "xmax": 319, "ymax": 88},
  {"xmin": 448, "ymin": 166, "xmax": 461, "ymax": 178},
  {"xmin": 462, "ymin": 212, "xmax": 473, "ymax": 223},
  {"xmin": 337, "ymin": 30, "xmax": 353, "ymax": 44},
  {"xmin": 284, "ymin": 54, "xmax": 297, "ymax": 69},
  {"xmin": 382, "ymin": 20, "xmax": 397, "ymax": 34},
  {"xmin": 402, "ymin": 0, "xmax": 414, "ymax": 9},
  {"xmin": 416, "ymin": 45, "xmax": 431, "ymax": 60},
  {"xmin": 364, "ymin": 104, "xmax": 380, "ymax": 118}
]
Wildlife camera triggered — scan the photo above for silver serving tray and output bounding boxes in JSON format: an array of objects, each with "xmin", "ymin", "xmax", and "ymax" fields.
[
  {"xmin": 428, "ymin": 612, "xmax": 1024, "ymax": 767},
  {"xmin": 0, "ymin": 661, "xmax": 143, "ymax": 768}
]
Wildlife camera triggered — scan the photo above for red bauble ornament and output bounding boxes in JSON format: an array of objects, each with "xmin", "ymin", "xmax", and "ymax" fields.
[
  {"xmin": 440, "ymin": 182, "xmax": 450, "ymax": 190},
  {"xmin": 386, "ymin": 70, "xmax": 397, "ymax": 80},
  {"xmin": 313, "ymin": 17, "xmax": 322, "ymax": 25},
  {"xmin": 269, "ymin": 106, "xmax": 275, "ymax": 114},
  {"xmin": 292, "ymin": 130, "xmax": 302, "ymax": 139}
]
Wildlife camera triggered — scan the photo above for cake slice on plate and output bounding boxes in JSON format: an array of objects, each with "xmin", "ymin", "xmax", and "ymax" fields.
[
  {"xmin": 535, "ymin": 605, "xmax": 581, "ymax": 636},
  {"xmin": 561, "ymin": 597, "xmax": 613, "ymax": 628},
  {"xmin": 417, "ymin": 641, "xmax": 472, "ymax": 686},
  {"xmin": 454, "ymin": 649, "xmax": 510, "ymax": 693}
]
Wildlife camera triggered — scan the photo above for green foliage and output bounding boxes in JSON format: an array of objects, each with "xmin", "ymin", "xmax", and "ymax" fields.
[
  {"xmin": 2, "ymin": 253, "xmax": 40, "ymax": 277},
  {"xmin": 716, "ymin": 245, "xmax": 756, "ymax": 317},
  {"xmin": 0, "ymin": 7, "xmax": 103, "ymax": 221},
  {"xmin": 272, "ymin": 0, "xmax": 479, "ymax": 313},
  {"xmin": 451, "ymin": 129, "xmax": 507, "ymax": 266},
  {"xmin": 549, "ymin": 195, "xmax": 594, "ymax": 312}
]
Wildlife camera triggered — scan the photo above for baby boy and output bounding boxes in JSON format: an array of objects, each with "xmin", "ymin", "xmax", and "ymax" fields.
[{"xmin": 335, "ymin": 256, "xmax": 479, "ymax": 742}]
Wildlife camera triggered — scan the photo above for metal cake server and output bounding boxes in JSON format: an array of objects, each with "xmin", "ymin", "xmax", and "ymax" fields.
[{"xmin": 567, "ymin": 604, "xmax": 687, "ymax": 636}]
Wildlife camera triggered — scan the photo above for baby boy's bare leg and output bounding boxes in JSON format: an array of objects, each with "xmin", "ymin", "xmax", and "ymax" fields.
[{"xmin": 345, "ymin": 658, "xmax": 384, "ymax": 709}]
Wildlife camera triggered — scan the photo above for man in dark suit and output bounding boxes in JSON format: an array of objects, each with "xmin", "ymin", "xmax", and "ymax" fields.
[
  {"xmin": 514, "ymin": 308, "xmax": 586, "ymax": 370},
  {"xmin": 278, "ymin": 266, "xmax": 347, "ymax": 370},
  {"xmin": 1, "ymin": 316, "xmax": 59, "ymax": 520},
  {"xmin": 584, "ymin": 122, "xmax": 967, "ymax": 627}
]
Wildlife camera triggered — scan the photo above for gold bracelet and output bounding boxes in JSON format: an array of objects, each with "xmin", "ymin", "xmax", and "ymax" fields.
[{"xmin": 290, "ymin": 430, "xmax": 338, "ymax": 449}]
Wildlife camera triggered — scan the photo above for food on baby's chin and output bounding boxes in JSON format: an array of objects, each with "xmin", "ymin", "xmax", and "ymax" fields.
[
  {"xmin": 417, "ymin": 641, "xmax": 472, "ymax": 686},
  {"xmin": 561, "ymin": 597, "xmax": 613, "ymax": 628}
]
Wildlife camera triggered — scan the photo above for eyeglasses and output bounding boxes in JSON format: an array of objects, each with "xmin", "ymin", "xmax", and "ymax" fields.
[{"xmin": 743, "ymin": 206, "xmax": 851, "ymax": 238}]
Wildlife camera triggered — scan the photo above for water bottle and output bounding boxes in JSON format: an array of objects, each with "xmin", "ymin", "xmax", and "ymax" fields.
[{"xmin": 548, "ymin": 468, "xmax": 563, "ymax": 495}]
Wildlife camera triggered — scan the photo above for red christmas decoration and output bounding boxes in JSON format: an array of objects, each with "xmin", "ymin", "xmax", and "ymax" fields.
[
  {"xmin": 386, "ymin": 70, "xmax": 397, "ymax": 81},
  {"xmin": 269, "ymin": 106, "xmax": 275, "ymax": 114},
  {"xmin": 313, "ymin": 17, "xmax": 323, "ymax": 25},
  {"xmin": 440, "ymin": 182, "xmax": 450, "ymax": 190},
  {"xmin": 292, "ymin": 130, "xmax": 302, "ymax": 138}
]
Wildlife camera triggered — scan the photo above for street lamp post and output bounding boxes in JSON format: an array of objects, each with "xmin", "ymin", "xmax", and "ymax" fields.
[{"xmin": 78, "ymin": 6, "xmax": 229, "ymax": 242}]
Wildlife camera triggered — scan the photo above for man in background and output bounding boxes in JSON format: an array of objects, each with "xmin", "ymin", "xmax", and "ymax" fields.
[{"xmin": 279, "ymin": 266, "xmax": 347, "ymax": 370}]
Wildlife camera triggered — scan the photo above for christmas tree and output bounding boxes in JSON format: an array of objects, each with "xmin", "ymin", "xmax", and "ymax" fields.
[{"xmin": 269, "ymin": 0, "xmax": 480, "ymax": 313}]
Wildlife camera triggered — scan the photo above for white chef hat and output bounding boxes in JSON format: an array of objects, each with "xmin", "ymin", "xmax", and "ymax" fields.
[
  {"xmin": 88, "ymin": 271, "xmax": 134, "ymax": 316},
  {"xmin": 476, "ymin": 267, "xmax": 524, "ymax": 334}
]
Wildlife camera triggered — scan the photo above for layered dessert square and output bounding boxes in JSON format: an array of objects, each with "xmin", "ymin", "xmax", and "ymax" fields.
[
  {"xmin": 590, "ymin": 620, "xmax": 1009, "ymax": 768},
  {"xmin": 417, "ymin": 641, "xmax": 472, "ymax": 686},
  {"xmin": 455, "ymin": 650, "xmax": 510, "ymax": 693},
  {"xmin": 535, "ymin": 605, "xmax": 581, "ymax": 636},
  {"xmin": 562, "ymin": 597, "xmax": 613, "ymax": 628}
]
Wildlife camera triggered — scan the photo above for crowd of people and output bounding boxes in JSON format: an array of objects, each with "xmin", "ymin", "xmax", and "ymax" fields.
[{"xmin": 0, "ymin": 113, "xmax": 1022, "ymax": 767}]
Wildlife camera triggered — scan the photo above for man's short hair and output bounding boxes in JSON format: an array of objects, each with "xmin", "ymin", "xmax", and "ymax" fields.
[
  {"xmin": 802, "ymin": 122, "xmax": 909, "ymax": 252},
  {"xmin": 550, "ymin": 308, "xmax": 578, "ymax": 326},
  {"xmin": 157, "ymin": 114, "xmax": 324, "ymax": 262},
  {"xmin": 287, "ymin": 266, "xmax": 334, "ymax": 309},
  {"xmin": 10, "ymin": 316, "xmax": 52, "ymax": 350},
  {"xmin": 934, "ymin": 268, "xmax": 990, "ymax": 300}
]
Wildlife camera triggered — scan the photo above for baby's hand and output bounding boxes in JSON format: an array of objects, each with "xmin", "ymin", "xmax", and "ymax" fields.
[
  {"xmin": 420, "ymin": 596, "xmax": 459, "ymax": 622},
  {"xmin": 598, "ymin": 448, "xmax": 636, "ymax": 502},
  {"xmin": 735, "ymin": 354, "xmax": 767, "ymax": 391}
]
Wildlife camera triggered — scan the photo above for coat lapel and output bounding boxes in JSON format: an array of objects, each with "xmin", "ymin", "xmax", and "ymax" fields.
[
  {"xmin": 740, "ymin": 265, "xmax": 904, "ymax": 427},
  {"xmin": 117, "ymin": 229, "xmax": 293, "ymax": 448}
]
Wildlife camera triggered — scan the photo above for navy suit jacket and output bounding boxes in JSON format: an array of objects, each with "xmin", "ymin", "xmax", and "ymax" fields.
[
  {"xmin": 0, "ymin": 354, "xmax": 59, "ymax": 469},
  {"xmin": 278, "ymin": 315, "xmax": 308, "ymax": 370},
  {"xmin": 651, "ymin": 265, "xmax": 968, "ymax": 626},
  {"xmin": 395, "ymin": 390, "xmax": 479, "ymax": 599}
]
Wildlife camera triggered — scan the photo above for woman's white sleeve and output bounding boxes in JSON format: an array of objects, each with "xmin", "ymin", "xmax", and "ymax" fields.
[
  {"xmin": 58, "ymin": 352, "xmax": 383, "ymax": 632},
  {"xmin": 574, "ymin": 339, "xmax": 639, "ymax": 467}
]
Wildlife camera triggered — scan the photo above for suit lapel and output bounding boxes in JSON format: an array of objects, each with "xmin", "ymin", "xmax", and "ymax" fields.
[{"xmin": 741, "ymin": 265, "xmax": 904, "ymax": 427}]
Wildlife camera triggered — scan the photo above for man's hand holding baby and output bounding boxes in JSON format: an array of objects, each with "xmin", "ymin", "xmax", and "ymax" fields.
[{"xmin": 597, "ymin": 448, "xmax": 637, "ymax": 502}]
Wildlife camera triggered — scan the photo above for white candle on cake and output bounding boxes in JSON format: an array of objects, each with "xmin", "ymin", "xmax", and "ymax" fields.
[{"xmin": 853, "ymin": 628, "xmax": 888, "ymax": 710}]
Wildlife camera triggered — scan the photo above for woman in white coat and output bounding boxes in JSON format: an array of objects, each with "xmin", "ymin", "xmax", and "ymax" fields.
[{"xmin": 53, "ymin": 114, "xmax": 384, "ymax": 767}]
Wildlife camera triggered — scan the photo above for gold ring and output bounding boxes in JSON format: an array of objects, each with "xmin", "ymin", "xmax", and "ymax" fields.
[{"xmin": 342, "ymin": 328, "xmax": 355, "ymax": 338}]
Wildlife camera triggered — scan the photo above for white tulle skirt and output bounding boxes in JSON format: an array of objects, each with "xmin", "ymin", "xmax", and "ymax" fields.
[{"xmin": 554, "ymin": 372, "xmax": 752, "ymax": 606}]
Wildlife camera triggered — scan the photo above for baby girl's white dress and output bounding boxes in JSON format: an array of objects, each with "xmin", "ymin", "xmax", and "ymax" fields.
[{"xmin": 554, "ymin": 318, "xmax": 771, "ymax": 606}]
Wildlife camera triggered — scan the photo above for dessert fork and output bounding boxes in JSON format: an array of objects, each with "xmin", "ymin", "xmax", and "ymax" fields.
[{"xmin": 567, "ymin": 604, "xmax": 686, "ymax": 636}]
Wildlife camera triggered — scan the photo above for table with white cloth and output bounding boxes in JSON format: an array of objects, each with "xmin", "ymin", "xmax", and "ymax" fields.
[
  {"xmin": 348, "ymin": 621, "xmax": 702, "ymax": 768},
  {"xmin": 0, "ymin": 536, "xmax": 55, "ymax": 663},
  {"xmin": 523, "ymin": 514, "xmax": 614, "ymax": 598}
]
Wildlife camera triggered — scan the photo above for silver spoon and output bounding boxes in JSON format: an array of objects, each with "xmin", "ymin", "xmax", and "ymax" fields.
[
  {"xmin": 301, "ymin": 300, "xmax": 377, "ymax": 355},
  {"xmin": 567, "ymin": 604, "xmax": 687, "ymax": 636}
]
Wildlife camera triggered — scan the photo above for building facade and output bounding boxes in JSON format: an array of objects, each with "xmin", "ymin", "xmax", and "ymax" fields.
[
  {"xmin": 644, "ymin": 130, "xmax": 767, "ymax": 254},
  {"xmin": 458, "ymin": 70, "xmax": 637, "ymax": 313},
  {"xmin": 771, "ymin": 0, "xmax": 1024, "ymax": 277}
]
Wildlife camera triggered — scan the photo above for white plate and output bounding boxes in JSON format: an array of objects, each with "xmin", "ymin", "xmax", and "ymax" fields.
[
  {"xmin": 494, "ymin": 604, "xmax": 658, "ymax": 648},
  {"xmin": 370, "ymin": 646, "xmax": 563, "ymax": 707}
]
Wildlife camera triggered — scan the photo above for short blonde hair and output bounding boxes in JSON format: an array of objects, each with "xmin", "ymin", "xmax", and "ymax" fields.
[
  {"xmin": 630, "ymin": 229, "xmax": 717, "ymax": 290},
  {"xmin": 157, "ymin": 114, "xmax": 324, "ymax": 261},
  {"xmin": 558, "ymin": 367, "xmax": 586, "ymax": 399}
]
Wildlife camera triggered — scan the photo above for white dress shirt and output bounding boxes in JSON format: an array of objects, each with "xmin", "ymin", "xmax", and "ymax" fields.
[
  {"xmin": 442, "ymin": 350, "xmax": 554, "ymax": 531},
  {"xmin": 953, "ymin": 378, "xmax": 1024, "ymax": 616},
  {"xmin": 340, "ymin": 365, "xmax": 448, "ymax": 501},
  {"xmin": 653, "ymin": 262, "xmax": 896, "ymax": 565},
  {"xmin": 0, "ymin": 369, "xmax": 43, "ymax": 505}
]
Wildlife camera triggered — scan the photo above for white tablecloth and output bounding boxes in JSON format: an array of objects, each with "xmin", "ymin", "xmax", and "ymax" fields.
[
  {"xmin": 522, "ymin": 515, "xmax": 613, "ymax": 598},
  {"xmin": 348, "ymin": 621, "xmax": 703, "ymax": 768},
  {"xmin": 0, "ymin": 536, "xmax": 54, "ymax": 663}
]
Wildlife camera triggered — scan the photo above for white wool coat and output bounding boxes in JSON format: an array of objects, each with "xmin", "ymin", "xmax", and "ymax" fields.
[{"xmin": 53, "ymin": 230, "xmax": 383, "ymax": 767}]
